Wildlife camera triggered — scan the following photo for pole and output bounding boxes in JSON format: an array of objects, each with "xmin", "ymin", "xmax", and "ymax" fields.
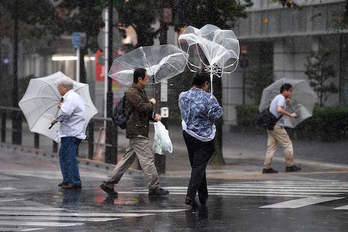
[
  {"xmin": 105, "ymin": 0, "xmax": 116, "ymax": 164},
  {"xmin": 12, "ymin": 0, "xmax": 22, "ymax": 145},
  {"xmin": 104, "ymin": 10, "xmax": 109, "ymax": 121},
  {"xmin": 76, "ymin": 48, "xmax": 80, "ymax": 82}
]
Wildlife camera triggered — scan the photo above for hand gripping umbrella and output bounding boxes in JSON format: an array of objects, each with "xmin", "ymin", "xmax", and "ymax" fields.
[
  {"xmin": 259, "ymin": 78, "xmax": 317, "ymax": 128},
  {"xmin": 178, "ymin": 24, "xmax": 240, "ymax": 94}
]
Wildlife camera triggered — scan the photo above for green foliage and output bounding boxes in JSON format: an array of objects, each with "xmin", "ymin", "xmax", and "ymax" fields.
[
  {"xmin": 305, "ymin": 49, "xmax": 338, "ymax": 106},
  {"xmin": 246, "ymin": 64, "xmax": 274, "ymax": 105},
  {"xmin": 117, "ymin": 0, "xmax": 160, "ymax": 46},
  {"xmin": 235, "ymin": 105, "xmax": 348, "ymax": 141},
  {"xmin": 175, "ymin": 0, "xmax": 252, "ymax": 29}
]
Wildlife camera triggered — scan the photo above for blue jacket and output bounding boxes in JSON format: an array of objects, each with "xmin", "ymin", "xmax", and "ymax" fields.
[{"xmin": 179, "ymin": 87, "xmax": 223, "ymax": 141}]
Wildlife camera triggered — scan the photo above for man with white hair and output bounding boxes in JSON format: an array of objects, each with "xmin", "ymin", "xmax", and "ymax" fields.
[{"xmin": 52, "ymin": 79, "xmax": 87, "ymax": 189}]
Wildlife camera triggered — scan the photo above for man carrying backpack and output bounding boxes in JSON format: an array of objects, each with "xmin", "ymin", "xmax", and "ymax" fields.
[
  {"xmin": 100, "ymin": 68, "xmax": 169, "ymax": 196},
  {"xmin": 262, "ymin": 83, "xmax": 301, "ymax": 174}
]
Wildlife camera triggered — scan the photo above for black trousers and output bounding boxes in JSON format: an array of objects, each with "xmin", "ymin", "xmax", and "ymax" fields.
[{"xmin": 183, "ymin": 131, "xmax": 215, "ymax": 202}]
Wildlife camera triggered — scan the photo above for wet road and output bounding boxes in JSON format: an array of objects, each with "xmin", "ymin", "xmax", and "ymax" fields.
[{"xmin": 1, "ymin": 149, "xmax": 348, "ymax": 231}]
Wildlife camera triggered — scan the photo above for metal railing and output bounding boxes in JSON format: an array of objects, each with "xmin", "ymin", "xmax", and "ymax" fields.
[{"xmin": 0, "ymin": 106, "xmax": 118, "ymax": 165}]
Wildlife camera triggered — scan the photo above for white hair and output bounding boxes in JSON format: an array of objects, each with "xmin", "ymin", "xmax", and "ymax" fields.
[{"xmin": 57, "ymin": 79, "xmax": 74, "ymax": 90}]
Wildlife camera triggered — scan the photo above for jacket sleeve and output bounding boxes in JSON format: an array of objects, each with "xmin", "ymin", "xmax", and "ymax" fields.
[
  {"xmin": 207, "ymin": 95, "xmax": 223, "ymax": 121},
  {"xmin": 56, "ymin": 99, "xmax": 75, "ymax": 122},
  {"xmin": 127, "ymin": 91, "xmax": 153, "ymax": 113}
]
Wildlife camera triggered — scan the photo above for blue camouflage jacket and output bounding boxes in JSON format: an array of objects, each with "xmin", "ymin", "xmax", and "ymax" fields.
[{"xmin": 179, "ymin": 87, "xmax": 223, "ymax": 142}]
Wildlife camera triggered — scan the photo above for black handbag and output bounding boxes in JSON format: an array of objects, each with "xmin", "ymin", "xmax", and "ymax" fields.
[{"xmin": 256, "ymin": 109, "xmax": 283, "ymax": 130}]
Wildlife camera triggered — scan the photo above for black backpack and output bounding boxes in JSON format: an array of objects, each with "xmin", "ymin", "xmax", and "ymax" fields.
[
  {"xmin": 112, "ymin": 96, "xmax": 128, "ymax": 129},
  {"xmin": 256, "ymin": 109, "xmax": 282, "ymax": 130}
]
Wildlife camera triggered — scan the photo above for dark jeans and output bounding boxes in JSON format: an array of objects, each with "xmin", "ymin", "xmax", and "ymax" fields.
[
  {"xmin": 183, "ymin": 131, "xmax": 215, "ymax": 202},
  {"xmin": 59, "ymin": 137, "xmax": 82, "ymax": 185}
]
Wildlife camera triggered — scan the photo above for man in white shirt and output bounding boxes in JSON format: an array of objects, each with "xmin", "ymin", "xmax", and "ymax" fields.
[
  {"xmin": 263, "ymin": 83, "xmax": 301, "ymax": 174},
  {"xmin": 53, "ymin": 79, "xmax": 87, "ymax": 189}
]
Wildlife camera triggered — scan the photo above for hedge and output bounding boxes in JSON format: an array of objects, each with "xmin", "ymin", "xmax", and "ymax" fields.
[{"xmin": 235, "ymin": 105, "xmax": 348, "ymax": 141}]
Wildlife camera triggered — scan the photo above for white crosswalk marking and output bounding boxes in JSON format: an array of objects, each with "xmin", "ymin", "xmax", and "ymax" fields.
[
  {"xmin": 0, "ymin": 216, "xmax": 120, "ymax": 222},
  {"xmin": 334, "ymin": 205, "xmax": 348, "ymax": 210},
  {"xmin": 121, "ymin": 180, "xmax": 348, "ymax": 198},
  {"xmin": 260, "ymin": 197, "xmax": 344, "ymax": 208}
]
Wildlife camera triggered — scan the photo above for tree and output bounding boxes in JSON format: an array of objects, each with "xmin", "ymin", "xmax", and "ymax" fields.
[
  {"xmin": 174, "ymin": 0, "xmax": 252, "ymax": 165},
  {"xmin": 246, "ymin": 65, "xmax": 274, "ymax": 105},
  {"xmin": 305, "ymin": 49, "xmax": 338, "ymax": 106},
  {"xmin": 117, "ymin": 0, "xmax": 161, "ymax": 47}
]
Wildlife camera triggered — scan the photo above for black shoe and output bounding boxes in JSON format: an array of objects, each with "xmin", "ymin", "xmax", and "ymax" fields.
[
  {"xmin": 185, "ymin": 196, "xmax": 198, "ymax": 212},
  {"xmin": 148, "ymin": 187, "xmax": 169, "ymax": 196},
  {"xmin": 58, "ymin": 181, "xmax": 68, "ymax": 187},
  {"xmin": 100, "ymin": 183, "xmax": 118, "ymax": 196},
  {"xmin": 262, "ymin": 168, "xmax": 279, "ymax": 174},
  {"xmin": 286, "ymin": 165, "xmax": 301, "ymax": 172},
  {"xmin": 62, "ymin": 183, "xmax": 82, "ymax": 189}
]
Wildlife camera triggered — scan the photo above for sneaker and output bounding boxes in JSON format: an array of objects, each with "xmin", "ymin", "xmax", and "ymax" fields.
[
  {"xmin": 148, "ymin": 187, "xmax": 169, "ymax": 196},
  {"xmin": 286, "ymin": 165, "xmax": 301, "ymax": 172},
  {"xmin": 100, "ymin": 183, "xmax": 118, "ymax": 196},
  {"xmin": 262, "ymin": 168, "xmax": 279, "ymax": 174}
]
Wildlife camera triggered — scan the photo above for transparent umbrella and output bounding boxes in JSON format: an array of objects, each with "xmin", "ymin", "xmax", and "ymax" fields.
[
  {"xmin": 178, "ymin": 24, "xmax": 240, "ymax": 93},
  {"xmin": 108, "ymin": 44, "xmax": 188, "ymax": 86},
  {"xmin": 259, "ymin": 78, "xmax": 317, "ymax": 128},
  {"xmin": 19, "ymin": 71, "xmax": 98, "ymax": 142}
]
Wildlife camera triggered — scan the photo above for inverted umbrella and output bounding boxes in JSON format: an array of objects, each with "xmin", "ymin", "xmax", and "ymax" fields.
[
  {"xmin": 108, "ymin": 44, "xmax": 188, "ymax": 86},
  {"xmin": 19, "ymin": 71, "xmax": 98, "ymax": 142},
  {"xmin": 178, "ymin": 24, "xmax": 240, "ymax": 93},
  {"xmin": 259, "ymin": 78, "xmax": 317, "ymax": 128}
]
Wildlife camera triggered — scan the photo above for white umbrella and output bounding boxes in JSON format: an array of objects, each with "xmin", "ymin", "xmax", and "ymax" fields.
[
  {"xmin": 108, "ymin": 44, "xmax": 188, "ymax": 86},
  {"xmin": 178, "ymin": 24, "xmax": 240, "ymax": 93},
  {"xmin": 259, "ymin": 78, "xmax": 317, "ymax": 128},
  {"xmin": 19, "ymin": 71, "xmax": 98, "ymax": 142}
]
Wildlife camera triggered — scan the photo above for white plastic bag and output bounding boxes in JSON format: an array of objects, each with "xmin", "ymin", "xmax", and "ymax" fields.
[{"xmin": 153, "ymin": 121, "xmax": 173, "ymax": 155}]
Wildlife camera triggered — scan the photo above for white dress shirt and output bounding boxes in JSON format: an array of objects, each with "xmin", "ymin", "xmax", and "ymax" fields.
[{"xmin": 57, "ymin": 90, "xmax": 87, "ymax": 139}]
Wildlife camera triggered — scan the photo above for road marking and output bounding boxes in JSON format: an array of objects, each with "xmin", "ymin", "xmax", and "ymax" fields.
[
  {"xmin": 0, "ymin": 211, "xmax": 154, "ymax": 217},
  {"xmin": 0, "ymin": 207, "xmax": 64, "ymax": 211},
  {"xmin": 334, "ymin": 205, "xmax": 348, "ymax": 210},
  {"xmin": 0, "ymin": 221, "xmax": 84, "ymax": 227},
  {"xmin": 0, "ymin": 216, "xmax": 120, "ymax": 222},
  {"xmin": 0, "ymin": 228, "xmax": 44, "ymax": 232},
  {"xmin": 0, "ymin": 198, "xmax": 26, "ymax": 203},
  {"xmin": 260, "ymin": 197, "xmax": 344, "ymax": 208},
  {"xmin": 126, "ymin": 209, "xmax": 187, "ymax": 213}
]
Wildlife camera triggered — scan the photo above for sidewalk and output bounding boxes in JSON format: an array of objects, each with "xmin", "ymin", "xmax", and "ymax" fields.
[{"xmin": 2, "ymin": 121, "xmax": 348, "ymax": 181}]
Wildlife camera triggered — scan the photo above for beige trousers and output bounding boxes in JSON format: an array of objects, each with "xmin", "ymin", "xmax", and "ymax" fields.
[
  {"xmin": 105, "ymin": 136, "xmax": 160, "ymax": 190},
  {"xmin": 264, "ymin": 125, "xmax": 294, "ymax": 169}
]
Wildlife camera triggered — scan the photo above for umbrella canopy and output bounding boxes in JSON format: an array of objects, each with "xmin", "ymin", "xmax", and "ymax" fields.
[
  {"xmin": 178, "ymin": 24, "xmax": 240, "ymax": 93},
  {"xmin": 19, "ymin": 71, "xmax": 98, "ymax": 142},
  {"xmin": 108, "ymin": 44, "xmax": 188, "ymax": 86},
  {"xmin": 259, "ymin": 78, "xmax": 317, "ymax": 128}
]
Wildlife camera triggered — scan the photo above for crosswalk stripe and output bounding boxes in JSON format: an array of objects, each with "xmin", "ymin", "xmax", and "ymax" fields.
[
  {"xmin": 334, "ymin": 205, "xmax": 348, "ymax": 210},
  {"xmin": 260, "ymin": 197, "xmax": 344, "ymax": 208},
  {"xmin": 0, "ymin": 207, "xmax": 64, "ymax": 211},
  {"xmin": 126, "ymin": 209, "xmax": 187, "ymax": 213},
  {"xmin": 0, "ymin": 227, "xmax": 44, "ymax": 232},
  {"xmin": 0, "ymin": 221, "xmax": 84, "ymax": 227},
  {"xmin": 0, "ymin": 198, "xmax": 26, "ymax": 203},
  {"xmin": 0, "ymin": 216, "xmax": 120, "ymax": 222},
  {"xmin": 0, "ymin": 211, "xmax": 154, "ymax": 217}
]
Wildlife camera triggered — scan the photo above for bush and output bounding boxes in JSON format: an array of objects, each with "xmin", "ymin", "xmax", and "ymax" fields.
[{"xmin": 235, "ymin": 105, "xmax": 348, "ymax": 141}]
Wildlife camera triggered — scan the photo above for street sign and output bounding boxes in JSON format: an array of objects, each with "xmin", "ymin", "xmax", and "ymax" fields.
[
  {"xmin": 72, "ymin": 32, "xmax": 81, "ymax": 49},
  {"xmin": 160, "ymin": 107, "xmax": 169, "ymax": 118},
  {"xmin": 160, "ymin": 80, "xmax": 168, "ymax": 102}
]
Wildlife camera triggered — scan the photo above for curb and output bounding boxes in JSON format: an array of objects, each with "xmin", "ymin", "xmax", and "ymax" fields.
[{"xmin": 0, "ymin": 143, "xmax": 143, "ymax": 175}]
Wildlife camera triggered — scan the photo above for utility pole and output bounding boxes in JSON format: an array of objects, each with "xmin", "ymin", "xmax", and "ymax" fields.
[
  {"xmin": 12, "ymin": 0, "xmax": 22, "ymax": 145},
  {"xmin": 105, "ymin": 0, "xmax": 117, "ymax": 164}
]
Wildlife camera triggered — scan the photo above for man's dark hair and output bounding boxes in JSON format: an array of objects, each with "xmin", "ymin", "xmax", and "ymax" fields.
[
  {"xmin": 280, "ymin": 83, "xmax": 292, "ymax": 93},
  {"xmin": 133, "ymin": 68, "xmax": 147, "ymax": 83},
  {"xmin": 192, "ymin": 72, "xmax": 210, "ymax": 87}
]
